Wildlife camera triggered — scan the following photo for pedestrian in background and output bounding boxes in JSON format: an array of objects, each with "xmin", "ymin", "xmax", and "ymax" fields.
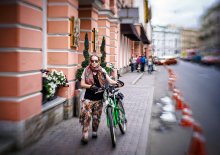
[
  {"xmin": 148, "ymin": 56, "xmax": 153, "ymax": 74},
  {"xmin": 136, "ymin": 55, "xmax": 141, "ymax": 72},
  {"xmin": 140, "ymin": 54, "xmax": 146, "ymax": 72},
  {"xmin": 129, "ymin": 56, "xmax": 136, "ymax": 72},
  {"xmin": 79, "ymin": 54, "xmax": 118, "ymax": 144}
]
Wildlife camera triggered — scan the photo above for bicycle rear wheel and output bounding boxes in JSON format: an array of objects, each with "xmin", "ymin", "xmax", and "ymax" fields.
[
  {"xmin": 107, "ymin": 107, "xmax": 116, "ymax": 147},
  {"xmin": 118, "ymin": 100, "xmax": 127, "ymax": 134}
]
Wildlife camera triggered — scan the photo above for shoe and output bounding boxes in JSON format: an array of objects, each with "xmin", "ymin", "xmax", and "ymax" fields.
[
  {"xmin": 81, "ymin": 136, "xmax": 88, "ymax": 144},
  {"xmin": 81, "ymin": 132, "xmax": 88, "ymax": 144},
  {"xmin": 92, "ymin": 132, "xmax": 97, "ymax": 139}
]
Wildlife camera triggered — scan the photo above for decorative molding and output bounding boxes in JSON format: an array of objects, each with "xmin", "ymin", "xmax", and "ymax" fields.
[
  {"xmin": 47, "ymin": 64, "xmax": 78, "ymax": 68},
  {"xmin": 79, "ymin": 40, "xmax": 92, "ymax": 43},
  {"xmin": 42, "ymin": 97, "xmax": 66, "ymax": 112},
  {"xmin": 48, "ymin": 2, "xmax": 78, "ymax": 10},
  {"xmin": 98, "ymin": 35, "xmax": 110, "ymax": 38},
  {"xmin": 0, "ymin": 71, "xmax": 41, "ymax": 77},
  {"xmin": 98, "ymin": 26, "xmax": 111, "ymax": 29},
  {"xmin": 80, "ymin": 29, "xmax": 93, "ymax": 32},
  {"xmin": 0, "ymin": 92, "xmax": 41, "ymax": 102},
  {"xmin": 0, "ymin": 48, "xmax": 41, "ymax": 52},
  {"xmin": 19, "ymin": 1, "xmax": 42, "ymax": 11},
  {"xmin": 0, "ymin": 24, "xmax": 42, "ymax": 31},
  {"xmin": 110, "ymin": 38, "xmax": 118, "ymax": 41},
  {"xmin": 47, "ymin": 49, "xmax": 78, "ymax": 53},
  {"xmin": 47, "ymin": 33, "xmax": 70, "ymax": 36},
  {"xmin": 42, "ymin": 0, "xmax": 47, "ymax": 69},
  {"xmin": 47, "ymin": 18, "xmax": 70, "ymax": 21},
  {"xmin": 80, "ymin": 17, "xmax": 97, "ymax": 22}
]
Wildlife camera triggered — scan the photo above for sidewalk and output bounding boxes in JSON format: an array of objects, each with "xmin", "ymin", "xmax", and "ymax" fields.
[{"xmin": 6, "ymin": 71, "xmax": 155, "ymax": 155}]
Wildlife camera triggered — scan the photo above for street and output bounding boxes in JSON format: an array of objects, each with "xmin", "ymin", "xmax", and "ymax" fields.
[{"xmin": 170, "ymin": 60, "xmax": 220, "ymax": 155}]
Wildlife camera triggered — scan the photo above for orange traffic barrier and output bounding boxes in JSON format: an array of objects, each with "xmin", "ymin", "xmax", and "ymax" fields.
[
  {"xmin": 169, "ymin": 74, "xmax": 177, "ymax": 80},
  {"xmin": 167, "ymin": 68, "xmax": 173, "ymax": 74},
  {"xmin": 175, "ymin": 95, "xmax": 185, "ymax": 110},
  {"xmin": 182, "ymin": 108, "xmax": 193, "ymax": 116},
  {"xmin": 172, "ymin": 93, "xmax": 178, "ymax": 100},
  {"xmin": 187, "ymin": 132, "xmax": 207, "ymax": 155},
  {"xmin": 183, "ymin": 103, "xmax": 191, "ymax": 109},
  {"xmin": 192, "ymin": 121, "xmax": 203, "ymax": 133},
  {"xmin": 168, "ymin": 80, "xmax": 175, "ymax": 91},
  {"xmin": 179, "ymin": 115, "xmax": 195, "ymax": 127},
  {"xmin": 173, "ymin": 88, "xmax": 181, "ymax": 94}
]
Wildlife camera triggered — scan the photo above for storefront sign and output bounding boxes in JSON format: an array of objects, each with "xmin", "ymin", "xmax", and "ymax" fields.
[
  {"xmin": 70, "ymin": 17, "xmax": 80, "ymax": 48},
  {"xmin": 92, "ymin": 28, "xmax": 99, "ymax": 52}
]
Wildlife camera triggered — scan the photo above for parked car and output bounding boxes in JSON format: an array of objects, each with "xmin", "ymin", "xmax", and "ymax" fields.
[
  {"xmin": 155, "ymin": 56, "xmax": 177, "ymax": 65},
  {"xmin": 165, "ymin": 57, "xmax": 177, "ymax": 65},
  {"xmin": 156, "ymin": 57, "xmax": 166, "ymax": 65},
  {"xmin": 192, "ymin": 55, "xmax": 202, "ymax": 63},
  {"xmin": 201, "ymin": 55, "xmax": 220, "ymax": 65}
]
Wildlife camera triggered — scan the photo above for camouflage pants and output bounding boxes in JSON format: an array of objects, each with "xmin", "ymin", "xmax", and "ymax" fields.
[{"xmin": 79, "ymin": 99, "xmax": 103, "ymax": 134}]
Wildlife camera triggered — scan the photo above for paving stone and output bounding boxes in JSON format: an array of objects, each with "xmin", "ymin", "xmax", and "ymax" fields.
[{"xmin": 7, "ymin": 71, "xmax": 155, "ymax": 155}]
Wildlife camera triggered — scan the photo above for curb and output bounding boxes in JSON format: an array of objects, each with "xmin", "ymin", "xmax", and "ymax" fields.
[
  {"xmin": 132, "ymin": 73, "xmax": 144, "ymax": 85},
  {"xmin": 135, "ymin": 86, "xmax": 155, "ymax": 155}
]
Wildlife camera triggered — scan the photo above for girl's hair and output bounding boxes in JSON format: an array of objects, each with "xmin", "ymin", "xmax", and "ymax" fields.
[{"xmin": 90, "ymin": 54, "xmax": 100, "ymax": 61}]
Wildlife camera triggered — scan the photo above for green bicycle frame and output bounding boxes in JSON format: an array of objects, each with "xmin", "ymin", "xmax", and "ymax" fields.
[{"xmin": 106, "ymin": 95, "xmax": 125, "ymax": 127}]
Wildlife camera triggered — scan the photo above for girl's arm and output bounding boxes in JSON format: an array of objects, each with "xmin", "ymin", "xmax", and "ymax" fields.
[
  {"xmin": 80, "ymin": 78, "xmax": 92, "ymax": 89},
  {"xmin": 106, "ymin": 74, "xmax": 117, "ymax": 85}
]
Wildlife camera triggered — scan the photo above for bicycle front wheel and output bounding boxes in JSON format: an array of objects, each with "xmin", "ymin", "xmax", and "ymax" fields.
[
  {"xmin": 118, "ymin": 100, "xmax": 127, "ymax": 134},
  {"xmin": 107, "ymin": 107, "xmax": 116, "ymax": 147}
]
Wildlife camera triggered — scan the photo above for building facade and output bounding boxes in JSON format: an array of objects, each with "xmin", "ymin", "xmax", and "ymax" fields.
[
  {"xmin": 152, "ymin": 25, "xmax": 181, "ymax": 57},
  {"xmin": 180, "ymin": 28, "xmax": 200, "ymax": 52},
  {"xmin": 199, "ymin": 1, "xmax": 220, "ymax": 51},
  {"xmin": 0, "ymin": 0, "xmax": 151, "ymax": 148}
]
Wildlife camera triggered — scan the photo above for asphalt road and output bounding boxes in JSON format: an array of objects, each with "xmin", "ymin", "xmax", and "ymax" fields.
[
  {"xmin": 170, "ymin": 60, "xmax": 220, "ymax": 155},
  {"xmin": 147, "ymin": 65, "xmax": 192, "ymax": 155}
]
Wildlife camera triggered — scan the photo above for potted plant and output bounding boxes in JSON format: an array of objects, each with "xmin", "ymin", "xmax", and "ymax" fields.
[{"xmin": 41, "ymin": 69, "xmax": 68, "ymax": 104}]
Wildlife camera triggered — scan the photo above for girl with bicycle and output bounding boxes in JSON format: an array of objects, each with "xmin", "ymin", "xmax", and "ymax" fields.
[{"xmin": 79, "ymin": 54, "xmax": 118, "ymax": 144}]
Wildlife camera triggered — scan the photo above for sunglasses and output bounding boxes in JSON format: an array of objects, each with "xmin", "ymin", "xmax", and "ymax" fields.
[{"xmin": 91, "ymin": 60, "xmax": 99, "ymax": 63}]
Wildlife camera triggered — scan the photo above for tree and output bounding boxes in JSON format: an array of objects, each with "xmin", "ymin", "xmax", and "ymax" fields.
[
  {"xmin": 76, "ymin": 33, "xmax": 90, "ymax": 80},
  {"xmin": 100, "ymin": 36, "xmax": 114, "ymax": 75},
  {"xmin": 100, "ymin": 36, "xmax": 106, "ymax": 68}
]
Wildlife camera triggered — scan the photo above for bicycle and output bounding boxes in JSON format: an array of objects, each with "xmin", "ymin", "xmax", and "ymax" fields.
[{"xmin": 96, "ymin": 80, "xmax": 127, "ymax": 147}]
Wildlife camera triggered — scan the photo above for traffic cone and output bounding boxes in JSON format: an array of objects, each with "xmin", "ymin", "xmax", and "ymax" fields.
[
  {"xmin": 169, "ymin": 74, "xmax": 177, "ymax": 80},
  {"xmin": 173, "ymin": 88, "xmax": 179, "ymax": 94},
  {"xmin": 187, "ymin": 132, "xmax": 207, "ymax": 155},
  {"xmin": 175, "ymin": 95, "xmax": 185, "ymax": 110},
  {"xmin": 183, "ymin": 103, "xmax": 191, "ymax": 109},
  {"xmin": 168, "ymin": 80, "xmax": 175, "ymax": 91},
  {"xmin": 192, "ymin": 121, "xmax": 203, "ymax": 133},
  {"xmin": 182, "ymin": 108, "xmax": 193, "ymax": 116},
  {"xmin": 172, "ymin": 93, "xmax": 178, "ymax": 100},
  {"xmin": 167, "ymin": 68, "xmax": 173, "ymax": 74},
  {"xmin": 179, "ymin": 115, "xmax": 194, "ymax": 127}
]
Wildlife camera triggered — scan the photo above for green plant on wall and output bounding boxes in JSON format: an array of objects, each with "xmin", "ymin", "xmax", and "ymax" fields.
[
  {"xmin": 100, "ymin": 36, "xmax": 113, "ymax": 75},
  {"xmin": 76, "ymin": 33, "xmax": 90, "ymax": 80},
  {"xmin": 100, "ymin": 36, "xmax": 106, "ymax": 68}
]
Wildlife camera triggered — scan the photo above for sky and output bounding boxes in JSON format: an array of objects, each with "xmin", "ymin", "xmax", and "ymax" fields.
[{"xmin": 149, "ymin": 0, "xmax": 219, "ymax": 29}]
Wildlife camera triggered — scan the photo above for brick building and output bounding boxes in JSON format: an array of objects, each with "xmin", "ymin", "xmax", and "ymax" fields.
[{"xmin": 0, "ymin": 0, "xmax": 151, "ymax": 148}]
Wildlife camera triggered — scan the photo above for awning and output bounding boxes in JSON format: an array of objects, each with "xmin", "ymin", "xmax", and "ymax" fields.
[
  {"xmin": 120, "ymin": 24, "xmax": 140, "ymax": 41},
  {"xmin": 140, "ymin": 25, "xmax": 150, "ymax": 44}
]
